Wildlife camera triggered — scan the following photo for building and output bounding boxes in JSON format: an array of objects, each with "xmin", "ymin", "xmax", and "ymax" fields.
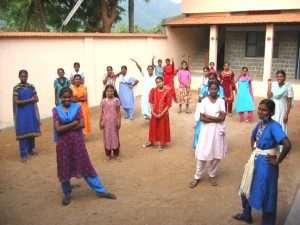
[{"xmin": 163, "ymin": 0, "xmax": 300, "ymax": 84}]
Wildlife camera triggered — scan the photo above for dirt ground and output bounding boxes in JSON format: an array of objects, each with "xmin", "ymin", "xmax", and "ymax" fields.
[{"xmin": 0, "ymin": 92, "xmax": 299, "ymax": 225}]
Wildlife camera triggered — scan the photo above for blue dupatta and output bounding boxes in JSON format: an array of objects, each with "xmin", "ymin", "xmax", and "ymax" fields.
[
  {"xmin": 53, "ymin": 103, "xmax": 81, "ymax": 142},
  {"xmin": 272, "ymin": 82, "xmax": 294, "ymax": 107}
]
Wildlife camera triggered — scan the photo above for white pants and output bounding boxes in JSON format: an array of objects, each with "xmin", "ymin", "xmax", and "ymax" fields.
[{"xmin": 194, "ymin": 159, "xmax": 220, "ymax": 180}]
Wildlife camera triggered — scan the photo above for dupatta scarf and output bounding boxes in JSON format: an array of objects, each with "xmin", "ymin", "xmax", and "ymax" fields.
[
  {"xmin": 272, "ymin": 82, "xmax": 294, "ymax": 107},
  {"xmin": 53, "ymin": 103, "xmax": 81, "ymax": 142}
]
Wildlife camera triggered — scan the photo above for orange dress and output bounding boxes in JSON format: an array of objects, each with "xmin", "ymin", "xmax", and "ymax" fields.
[{"xmin": 71, "ymin": 85, "xmax": 91, "ymax": 135}]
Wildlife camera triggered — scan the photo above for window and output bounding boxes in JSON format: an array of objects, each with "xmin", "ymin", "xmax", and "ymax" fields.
[{"xmin": 245, "ymin": 31, "xmax": 279, "ymax": 58}]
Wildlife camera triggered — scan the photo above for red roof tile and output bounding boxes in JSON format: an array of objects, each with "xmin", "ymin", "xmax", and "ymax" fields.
[
  {"xmin": 164, "ymin": 14, "xmax": 300, "ymax": 26},
  {"xmin": 0, "ymin": 32, "xmax": 167, "ymax": 38}
]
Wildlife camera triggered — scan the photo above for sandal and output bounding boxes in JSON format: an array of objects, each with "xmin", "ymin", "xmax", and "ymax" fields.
[
  {"xmin": 232, "ymin": 213, "xmax": 253, "ymax": 224},
  {"xmin": 209, "ymin": 177, "xmax": 218, "ymax": 186},
  {"xmin": 21, "ymin": 157, "xmax": 28, "ymax": 164},
  {"xmin": 62, "ymin": 195, "xmax": 71, "ymax": 206},
  {"xmin": 142, "ymin": 143, "xmax": 154, "ymax": 148},
  {"xmin": 157, "ymin": 146, "xmax": 163, "ymax": 151},
  {"xmin": 177, "ymin": 110, "xmax": 182, "ymax": 114},
  {"xmin": 189, "ymin": 179, "xmax": 200, "ymax": 188},
  {"xmin": 99, "ymin": 192, "xmax": 117, "ymax": 200},
  {"xmin": 186, "ymin": 110, "xmax": 192, "ymax": 114}
]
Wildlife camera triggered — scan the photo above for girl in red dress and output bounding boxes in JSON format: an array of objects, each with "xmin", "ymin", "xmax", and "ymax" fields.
[
  {"xmin": 219, "ymin": 62, "xmax": 236, "ymax": 116},
  {"xmin": 143, "ymin": 77, "xmax": 172, "ymax": 151},
  {"xmin": 163, "ymin": 58, "xmax": 178, "ymax": 103}
]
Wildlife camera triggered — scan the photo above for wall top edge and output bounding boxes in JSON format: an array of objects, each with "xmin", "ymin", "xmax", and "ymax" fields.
[{"xmin": 0, "ymin": 32, "xmax": 168, "ymax": 38}]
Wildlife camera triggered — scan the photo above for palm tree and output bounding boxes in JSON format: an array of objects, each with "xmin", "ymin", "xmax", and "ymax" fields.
[{"xmin": 128, "ymin": 0, "xmax": 150, "ymax": 33}]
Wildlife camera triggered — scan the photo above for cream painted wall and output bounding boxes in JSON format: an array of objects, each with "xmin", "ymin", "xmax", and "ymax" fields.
[
  {"xmin": 182, "ymin": 0, "xmax": 300, "ymax": 14},
  {"xmin": 0, "ymin": 36, "xmax": 167, "ymax": 127}
]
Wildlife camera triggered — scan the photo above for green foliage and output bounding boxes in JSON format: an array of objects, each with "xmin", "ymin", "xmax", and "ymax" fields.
[
  {"xmin": 113, "ymin": 22, "xmax": 162, "ymax": 34},
  {"xmin": 0, "ymin": 0, "xmax": 47, "ymax": 31},
  {"xmin": 0, "ymin": 0, "xmax": 126, "ymax": 32}
]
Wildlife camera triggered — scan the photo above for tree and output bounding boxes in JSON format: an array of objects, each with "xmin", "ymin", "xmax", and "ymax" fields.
[
  {"xmin": 0, "ymin": 0, "xmax": 125, "ymax": 33},
  {"xmin": 128, "ymin": 0, "xmax": 134, "ymax": 33},
  {"xmin": 0, "ymin": 0, "xmax": 48, "ymax": 31},
  {"xmin": 128, "ymin": 0, "xmax": 150, "ymax": 33}
]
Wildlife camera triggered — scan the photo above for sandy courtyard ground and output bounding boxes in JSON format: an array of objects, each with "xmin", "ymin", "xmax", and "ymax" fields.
[{"xmin": 0, "ymin": 92, "xmax": 299, "ymax": 225}]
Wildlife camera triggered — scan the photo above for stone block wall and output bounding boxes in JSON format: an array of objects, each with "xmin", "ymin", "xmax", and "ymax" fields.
[{"xmin": 224, "ymin": 30, "xmax": 299, "ymax": 80}]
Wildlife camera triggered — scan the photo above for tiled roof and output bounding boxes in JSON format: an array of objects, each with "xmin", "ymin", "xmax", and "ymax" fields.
[
  {"xmin": 164, "ymin": 14, "xmax": 300, "ymax": 26},
  {"xmin": 0, "ymin": 32, "xmax": 167, "ymax": 38}
]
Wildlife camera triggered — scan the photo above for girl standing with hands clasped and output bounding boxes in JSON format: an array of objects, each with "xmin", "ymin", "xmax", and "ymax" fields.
[
  {"xmin": 71, "ymin": 74, "xmax": 91, "ymax": 135},
  {"xmin": 177, "ymin": 61, "xmax": 192, "ymax": 113},
  {"xmin": 117, "ymin": 66, "xmax": 139, "ymax": 120},
  {"xmin": 267, "ymin": 70, "xmax": 294, "ymax": 152},
  {"xmin": 54, "ymin": 68, "xmax": 71, "ymax": 106},
  {"xmin": 103, "ymin": 66, "xmax": 116, "ymax": 87},
  {"xmin": 219, "ymin": 62, "xmax": 236, "ymax": 116},
  {"xmin": 233, "ymin": 99, "xmax": 292, "ymax": 225},
  {"xmin": 235, "ymin": 67, "xmax": 255, "ymax": 122},
  {"xmin": 53, "ymin": 87, "xmax": 116, "ymax": 206},
  {"xmin": 143, "ymin": 77, "xmax": 172, "ymax": 151},
  {"xmin": 99, "ymin": 85, "xmax": 121, "ymax": 162},
  {"xmin": 190, "ymin": 81, "xmax": 227, "ymax": 188}
]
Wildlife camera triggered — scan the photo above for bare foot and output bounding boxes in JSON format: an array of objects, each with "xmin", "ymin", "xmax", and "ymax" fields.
[
  {"xmin": 104, "ymin": 157, "xmax": 111, "ymax": 163},
  {"xmin": 115, "ymin": 157, "xmax": 122, "ymax": 162}
]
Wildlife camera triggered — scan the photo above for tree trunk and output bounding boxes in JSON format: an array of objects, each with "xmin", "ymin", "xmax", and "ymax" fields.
[
  {"xmin": 35, "ymin": 0, "xmax": 47, "ymax": 32},
  {"xmin": 100, "ymin": 0, "xmax": 117, "ymax": 33},
  {"xmin": 128, "ymin": 0, "xmax": 134, "ymax": 33}
]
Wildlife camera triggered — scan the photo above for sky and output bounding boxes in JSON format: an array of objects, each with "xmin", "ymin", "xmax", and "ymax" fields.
[{"xmin": 170, "ymin": 0, "xmax": 181, "ymax": 3}]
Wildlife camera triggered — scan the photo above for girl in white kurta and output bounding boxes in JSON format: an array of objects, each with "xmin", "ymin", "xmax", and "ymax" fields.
[
  {"xmin": 130, "ymin": 59, "xmax": 157, "ymax": 119},
  {"xmin": 267, "ymin": 70, "xmax": 294, "ymax": 152},
  {"xmin": 189, "ymin": 81, "xmax": 227, "ymax": 188}
]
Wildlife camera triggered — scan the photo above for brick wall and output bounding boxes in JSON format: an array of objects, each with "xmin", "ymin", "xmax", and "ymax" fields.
[{"xmin": 224, "ymin": 31, "xmax": 299, "ymax": 79}]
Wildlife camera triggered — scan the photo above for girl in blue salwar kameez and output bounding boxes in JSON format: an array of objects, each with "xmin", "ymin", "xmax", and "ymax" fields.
[
  {"xmin": 13, "ymin": 70, "xmax": 41, "ymax": 163},
  {"xmin": 233, "ymin": 99, "xmax": 291, "ymax": 225},
  {"xmin": 117, "ymin": 66, "xmax": 139, "ymax": 120}
]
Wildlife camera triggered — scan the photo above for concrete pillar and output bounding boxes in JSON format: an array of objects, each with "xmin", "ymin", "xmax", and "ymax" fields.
[
  {"xmin": 263, "ymin": 24, "xmax": 274, "ymax": 82},
  {"xmin": 209, "ymin": 25, "xmax": 218, "ymax": 68}
]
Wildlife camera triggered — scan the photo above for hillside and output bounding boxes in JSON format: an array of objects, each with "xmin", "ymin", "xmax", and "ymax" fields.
[{"xmin": 117, "ymin": 0, "xmax": 181, "ymax": 29}]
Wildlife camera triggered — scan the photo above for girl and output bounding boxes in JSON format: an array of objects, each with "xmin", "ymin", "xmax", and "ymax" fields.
[
  {"xmin": 235, "ymin": 67, "xmax": 255, "ymax": 122},
  {"xmin": 54, "ymin": 68, "xmax": 71, "ymax": 106},
  {"xmin": 13, "ymin": 70, "xmax": 41, "ymax": 163},
  {"xmin": 267, "ymin": 70, "xmax": 294, "ymax": 152},
  {"xmin": 198, "ymin": 66, "xmax": 210, "ymax": 95},
  {"xmin": 193, "ymin": 73, "xmax": 224, "ymax": 149},
  {"xmin": 70, "ymin": 62, "xmax": 84, "ymax": 84},
  {"xmin": 177, "ymin": 61, "xmax": 192, "ymax": 113},
  {"xmin": 152, "ymin": 56, "xmax": 164, "ymax": 77},
  {"xmin": 53, "ymin": 87, "xmax": 116, "ymax": 206},
  {"xmin": 71, "ymin": 74, "xmax": 91, "ymax": 135},
  {"xmin": 209, "ymin": 62, "xmax": 216, "ymax": 73},
  {"xmin": 116, "ymin": 66, "xmax": 139, "ymax": 120},
  {"xmin": 99, "ymin": 85, "xmax": 121, "ymax": 162},
  {"xmin": 163, "ymin": 58, "xmax": 177, "ymax": 103},
  {"xmin": 190, "ymin": 81, "xmax": 227, "ymax": 188},
  {"xmin": 219, "ymin": 62, "xmax": 236, "ymax": 116},
  {"xmin": 233, "ymin": 99, "xmax": 291, "ymax": 225},
  {"xmin": 103, "ymin": 66, "xmax": 116, "ymax": 87},
  {"xmin": 130, "ymin": 58, "xmax": 157, "ymax": 119},
  {"xmin": 143, "ymin": 77, "xmax": 172, "ymax": 151}
]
